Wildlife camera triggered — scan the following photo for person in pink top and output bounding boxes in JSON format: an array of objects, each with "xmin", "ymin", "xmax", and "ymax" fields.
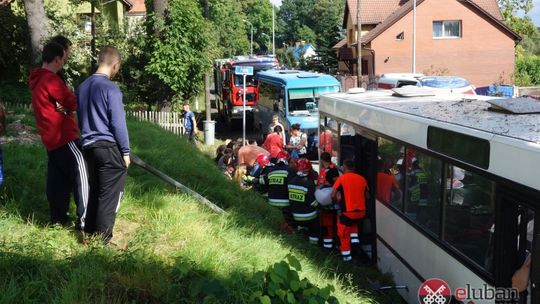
[
  {"xmin": 263, "ymin": 125, "xmax": 284, "ymax": 158},
  {"xmin": 319, "ymin": 126, "xmax": 333, "ymax": 155}
]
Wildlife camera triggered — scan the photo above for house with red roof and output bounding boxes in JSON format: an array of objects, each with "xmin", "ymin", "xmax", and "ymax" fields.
[
  {"xmin": 125, "ymin": 0, "xmax": 146, "ymax": 32},
  {"xmin": 334, "ymin": 0, "xmax": 520, "ymax": 86}
]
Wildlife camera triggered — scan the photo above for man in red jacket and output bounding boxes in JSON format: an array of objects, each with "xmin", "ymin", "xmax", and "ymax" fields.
[{"xmin": 28, "ymin": 41, "xmax": 88, "ymax": 229}]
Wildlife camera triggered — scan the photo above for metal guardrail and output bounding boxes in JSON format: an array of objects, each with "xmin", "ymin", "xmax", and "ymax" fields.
[{"xmin": 130, "ymin": 154, "xmax": 227, "ymax": 214}]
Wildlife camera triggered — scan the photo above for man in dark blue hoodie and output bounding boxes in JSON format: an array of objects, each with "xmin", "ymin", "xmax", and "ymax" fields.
[{"xmin": 76, "ymin": 46, "xmax": 130, "ymax": 245}]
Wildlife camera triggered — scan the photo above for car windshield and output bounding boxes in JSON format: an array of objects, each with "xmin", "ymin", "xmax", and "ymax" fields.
[
  {"xmin": 234, "ymin": 75, "xmax": 256, "ymax": 87},
  {"xmin": 420, "ymin": 76, "xmax": 470, "ymax": 89},
  {"xmin": 288, "ymin": 86, "xmax": 339, "ymax": 115}
]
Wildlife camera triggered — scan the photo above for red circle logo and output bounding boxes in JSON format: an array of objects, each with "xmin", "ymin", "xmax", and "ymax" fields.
[{"xmin": 418, "ymin": 278, "xmax": 451, "ymax": 304}]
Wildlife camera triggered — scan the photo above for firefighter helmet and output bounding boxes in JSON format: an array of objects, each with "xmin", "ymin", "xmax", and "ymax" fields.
[
  {"xmin": 276, "ymin": 150, "xmax": 290, "ymax": 161},
  {"xmin": 296, "ymin": 158, "xmax": 312, "ymax": 174},
  {"xmin": 256, "ymin": 153, "xmax": 270, "ymax": 167}
]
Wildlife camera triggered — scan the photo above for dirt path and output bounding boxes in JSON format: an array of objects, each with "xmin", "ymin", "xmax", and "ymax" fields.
[{"xmin": 1, "ymin": 117, "xmax": 40, "ymax": 145}]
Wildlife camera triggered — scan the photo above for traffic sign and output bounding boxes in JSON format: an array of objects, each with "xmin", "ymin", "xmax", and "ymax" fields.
[{"xmin": 234, "ymin": 66, "xmax": 254, "ymax": 76}]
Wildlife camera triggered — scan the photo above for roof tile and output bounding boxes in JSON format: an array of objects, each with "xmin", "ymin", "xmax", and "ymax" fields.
[{"xmin": 347, "ymin": 0, "xmax": 502, "ymax": 25}]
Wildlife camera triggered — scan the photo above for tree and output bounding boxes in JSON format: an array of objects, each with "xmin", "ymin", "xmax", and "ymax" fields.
[
  {"xmin": 205, "ymin": 0, "xmax": 249, "ymax": 57},
  {"xmin": 1, "ymin": 0, "xmax": 49, "ymax": 64},
  {"xmin": 0, "ymin": 4, "xmax": 30, "ymax": 81},
  {"xmin": 153, "ymin": 0, "xmax": 167, "ymax": 20},
  {"xmin": 498, "ymin": 0, "xmax": 533, "ymax": 17},
  {"xmin": 146, "ymin": 0, "xmax": 217, "ymax": 102},
  {"xmin": 498, "ymin": 0, "xmax": 537, "ymax": 37},
  {"xmin": 242, "ymin": 0, "xmax": 273, "ymax": 54},
  {"xmin": 311, "ymin": 0, "xmax": 344, "ymax": 72},
  {"xmin": 277, "ymin": 0, "xmax": 343, "ymax": 71},
  {"xmin": 22, "ymin": 0, "xmax": 48, "ymax": 63},
  {"xmin": 277, "ymin": 0, "xmax": 315, "ymax": 46}
]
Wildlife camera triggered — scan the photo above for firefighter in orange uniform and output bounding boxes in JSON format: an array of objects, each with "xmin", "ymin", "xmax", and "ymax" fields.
[{"xmin": 331, "ymin": 159, "xmax": 368, "ymax": 261}]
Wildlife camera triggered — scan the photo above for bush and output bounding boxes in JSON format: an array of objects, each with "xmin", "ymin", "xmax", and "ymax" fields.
[
  {"xmin": 251, "ymin": 255, "xmax": 339, "ymax": 304},
  {"xmin": 515, "ymin": 55, "xmax": 540, "ymax": 86},
  {"xmin": 0, "ymin": 82, "xmax": 31, "ymax": 104}
]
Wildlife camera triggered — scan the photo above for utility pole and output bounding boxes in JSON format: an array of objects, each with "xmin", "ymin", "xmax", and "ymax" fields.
[
  {"xmin": 356, "ymin": 0, "xmax": 362, "ymax": 88},
  {"xmin": 412, "ymin": 0, "xmax": 417, "ymax": 74},
  {"xmin": 272, "ymin": 3, "xmax": 275, "ymax": 56},
  {"xmin": 203, "ymin": 0, "xmax": 214, "ymax": 145},
  {"xmin": 243, "ymin": 19, "xmax": 253, "ymax": 56}
]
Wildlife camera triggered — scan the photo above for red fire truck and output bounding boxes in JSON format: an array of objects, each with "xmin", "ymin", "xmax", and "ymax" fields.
[{"xmin": 213, "ymin": 56, "xmax": 279, "ymax": 128}]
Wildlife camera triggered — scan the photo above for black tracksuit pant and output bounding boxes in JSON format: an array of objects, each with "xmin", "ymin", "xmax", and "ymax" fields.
[
  {"xmin": 47, "ymin": 141, "xmax": 89, "ymax": 227},
  {"xmin": 83, "ymin": 141, "xmax": 127, "ymax": 243}
]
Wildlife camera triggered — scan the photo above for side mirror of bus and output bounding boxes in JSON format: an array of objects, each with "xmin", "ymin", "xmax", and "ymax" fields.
[{"xmin": 273, "ymin": 102, "xmax": 279, "ymax": 112}]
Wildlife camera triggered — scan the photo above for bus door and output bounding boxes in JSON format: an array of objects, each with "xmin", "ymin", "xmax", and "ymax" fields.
[
  {"xmin": 495, "ymin": 189, "xmax": 538, "ymax": 303},
  {"xmin": 532, "ymin": 217, "xmax": 539, "ymax": 303},
  {"xmin": 340, "ymin": 124, "xmax": 378, "ymax": 264}
]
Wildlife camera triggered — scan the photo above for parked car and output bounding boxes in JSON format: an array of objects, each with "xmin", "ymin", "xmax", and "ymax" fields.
[{"xmin": 378, "ymin": 73, "xmax": 476, "ymax": 95}]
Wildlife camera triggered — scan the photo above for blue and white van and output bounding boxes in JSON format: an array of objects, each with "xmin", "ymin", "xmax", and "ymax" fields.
[{"xmin": 254, "ymin": 70, "xmax": 340, "ymax": 157}]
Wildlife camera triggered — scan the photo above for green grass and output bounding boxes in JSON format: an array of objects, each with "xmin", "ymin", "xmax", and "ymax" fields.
[{"xmin": 0, "ymin": 112, "xmax": 400, "ymax": 303}]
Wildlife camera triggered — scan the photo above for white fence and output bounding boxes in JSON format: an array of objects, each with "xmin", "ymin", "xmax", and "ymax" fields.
[
  {"xmin": 127, "ymin": 111, "xmax": 185, "ymax": 136},
  {"xmin": 4, "ymin": 103, "xmax": 32, "ymax": 111}
]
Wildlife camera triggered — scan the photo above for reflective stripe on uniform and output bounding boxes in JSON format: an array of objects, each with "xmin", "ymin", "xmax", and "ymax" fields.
[
  {"xmin": 269, "ymin": 170, "xmax": 288, "ymax": 175},
  {"xmin": 323, "ymin": 238, "xmax": 333, "ymax": 248},
  {"xmin": 288, "ymin": 184, "xmax": 308, "ymax": 192},
  {"xmin": 293, "ymin": 210, "xmax": 318, "ymax": 221},
  {"xmin": 269, "ymin": 198, "xmax": 290, "ymax": 207}
]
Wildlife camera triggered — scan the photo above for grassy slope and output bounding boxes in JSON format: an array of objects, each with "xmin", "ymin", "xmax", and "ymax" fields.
[{"xmin": 0, "ymin": 115, "xmax": 399, "ymax": 304}]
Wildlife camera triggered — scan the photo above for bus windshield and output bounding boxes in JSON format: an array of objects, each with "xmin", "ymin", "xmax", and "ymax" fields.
[{"xmin": 288, "ymin": 86, "xmax": 339, "ymax": 115}]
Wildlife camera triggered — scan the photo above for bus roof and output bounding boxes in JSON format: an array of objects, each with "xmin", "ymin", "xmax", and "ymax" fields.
[
  {"xmin": 320, "ymin": 89, "xmax": 540, "ymax": 190},
  {"xmin": 321, "ymin": 90, "xmax": 540, "ymax": 143},
  {"xmin": 256, "ymin": 70, "xmax": 340, "ymax": 89}
]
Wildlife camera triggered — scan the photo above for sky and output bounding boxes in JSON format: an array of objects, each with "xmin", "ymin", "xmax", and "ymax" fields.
[
  {"xmin": 522, "ymin": 0, "xmax": 540, "ymax": 26},
  {"xmin": 270, "ymin": 0, "xmax": 281, "ymax": 6}
]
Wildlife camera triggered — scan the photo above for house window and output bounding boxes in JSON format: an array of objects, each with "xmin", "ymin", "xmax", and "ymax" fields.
[
  {"xmin": 396, "ymin": 32, "xmax": 404, "ymax": 40},
  {"xmin": 433, "ymin": 20, "xmax": 461, "ymax": 39}
]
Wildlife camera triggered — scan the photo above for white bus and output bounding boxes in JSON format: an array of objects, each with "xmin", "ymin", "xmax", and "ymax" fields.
[{"xmin": 319, "ymin": 89, "xmax": 539, "ymax": 304}]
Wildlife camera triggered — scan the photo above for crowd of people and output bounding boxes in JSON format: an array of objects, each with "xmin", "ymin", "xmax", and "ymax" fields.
[
  {"xmin": 213, "ymin": 126, "xmax": 369, "ymax": 262},
  {"xmin": 23, "ymin": 35, "xmax": 129, "ymax": 246}
]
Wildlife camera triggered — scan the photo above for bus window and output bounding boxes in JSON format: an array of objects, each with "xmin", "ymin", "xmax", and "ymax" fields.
[
  {"xmin": 289, "ymin": 88, "xmax": 317, "ymax": 113},
  {"xmin": 377, "ymin": 138, "xmax": 405, "ymax": 210},
  {"xmin": 320, "ymin": 117, "xmax": 339, "ymax": 164},
  {"xmin": 444, "ymin": 166, "xmax": 495, "ymax": 271},
  {"xmin": 340, "ymin": 123, "xmax": 355, "ymax": 136},
  {"xmin": 279, "ymin": 89, "xmax": 285, "ymax": 113},
  {"xmin": 404, "ymin": 150, "xmax": 442, "ymax": 236},
  {"xmin": 513, "ymin": 207, "xmax": 536, "ymax": 302},
  {"xmin": 340, "ymin": 124, "xmax": 355, "ymax": 165}
]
